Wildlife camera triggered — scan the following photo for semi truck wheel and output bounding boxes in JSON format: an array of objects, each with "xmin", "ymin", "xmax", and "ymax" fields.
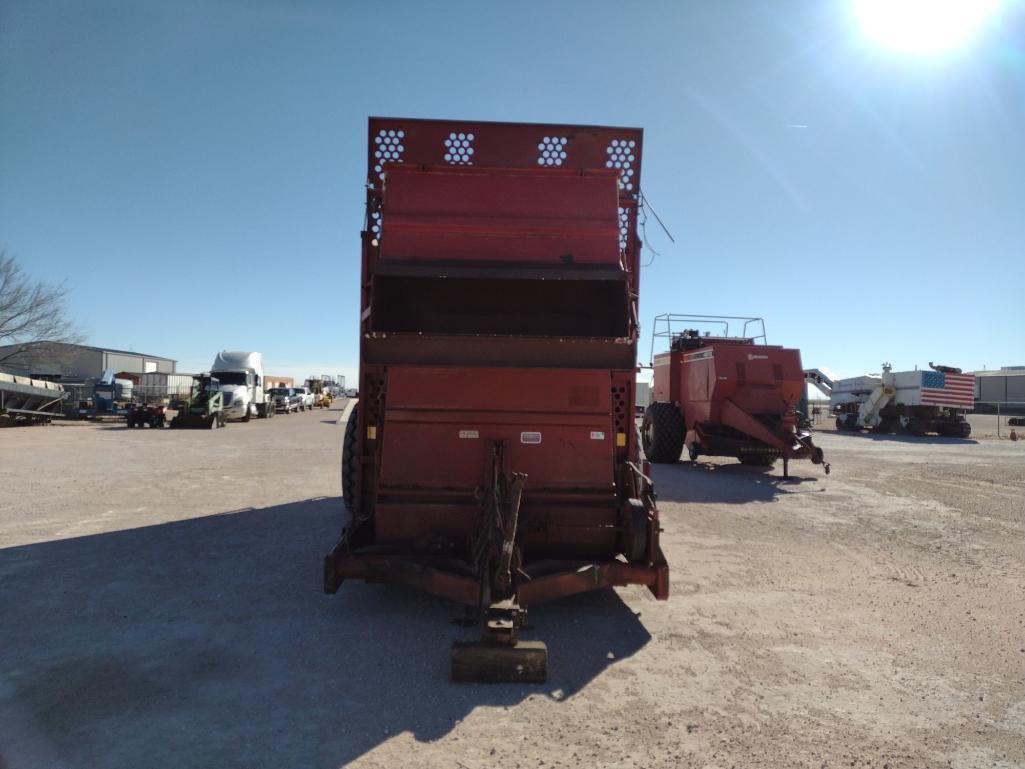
[
  {"xmin": 342, "ymin": 404, "xmax": 360, "ymax": 519},
  {"xmin": 641, "ymin": 402, "xmax": 685, "ymax": 463}
]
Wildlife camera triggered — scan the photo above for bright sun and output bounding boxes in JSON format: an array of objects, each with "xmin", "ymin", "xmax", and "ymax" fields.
[{"xmin": 852, "ymin": 0, "xmax": 1002, "ymax": 54}]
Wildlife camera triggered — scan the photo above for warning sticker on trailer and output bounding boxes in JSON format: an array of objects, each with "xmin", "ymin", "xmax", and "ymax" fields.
[
  {"xmin": 458, "ymin": 430, "xmax": 479, "ymax": 439},
  {"xmin": 520, "ymin": 431, "xmax": 542, "ymax": 444},
  {"xmin": 590, "ymin": 431, "xmax": 605, "ymax": 440}
]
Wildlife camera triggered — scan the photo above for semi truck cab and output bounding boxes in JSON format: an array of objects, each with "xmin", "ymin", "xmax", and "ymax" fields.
[{"xmin": 210, "ymin": 351, "xmax": 271, "ymax": 421}]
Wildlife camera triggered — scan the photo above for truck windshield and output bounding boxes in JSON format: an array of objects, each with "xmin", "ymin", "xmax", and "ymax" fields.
[{"xmin": 213, "ymin": 371, "xmax": 247, "ymax": 386}]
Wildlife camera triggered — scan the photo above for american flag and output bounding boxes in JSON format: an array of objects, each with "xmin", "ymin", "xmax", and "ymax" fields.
[{"xmin": 920, "ymin": 371, "xmax": 975, "ymax": 409}]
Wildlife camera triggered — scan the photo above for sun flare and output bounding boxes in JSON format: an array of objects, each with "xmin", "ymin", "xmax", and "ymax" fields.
[{"xmin": 852, "ymin": 0, "xmax": 1002, "ymax": 54}]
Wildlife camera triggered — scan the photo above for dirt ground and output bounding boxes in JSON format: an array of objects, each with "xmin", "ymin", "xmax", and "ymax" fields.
[{"xmin": 2, "ymin": 405, "xmax": 1024, "ymax": 769}]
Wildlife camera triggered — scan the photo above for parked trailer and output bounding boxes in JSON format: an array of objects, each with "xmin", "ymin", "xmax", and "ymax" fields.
[
  {"xmin": 325, "ymin": 117, "xmax": 668, "ymax": 683},
  {"xmin": 828, "ymin": 363, "xmax": 973, "ymax": 437},
  {"xmin": 0, "ymin": 373, "xmax": 65, "ymax": 425},
  {"xmin": 138, "ymin": 372, "xmax": 197, "ymax": 403},
  {"xmin": 644, "ymin": 315, "xmax": 828, "ymax": 478}
]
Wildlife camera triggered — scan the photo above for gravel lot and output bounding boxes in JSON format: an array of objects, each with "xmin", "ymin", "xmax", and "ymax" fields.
[{"xmin": 2, "ymin": 405, "xmax": 1023, "ymax": 768}]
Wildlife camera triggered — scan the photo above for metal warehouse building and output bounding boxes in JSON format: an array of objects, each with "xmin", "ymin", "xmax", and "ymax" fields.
[
  {"xmin": 0, "ymin": 341, "xmax": 176, "ymax": 380},
  {"xmin": 974, "ymin": 366, "xmax": 1025, "ymax": 409}
]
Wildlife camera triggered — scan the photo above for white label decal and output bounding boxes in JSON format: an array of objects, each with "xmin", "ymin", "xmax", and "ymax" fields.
[
  {"xmin": 747, "ymin": 353, "xmax": 768, "ymax": 360},
  {"xmin": 520, "ymin": 431, "xmax": 542, "ymax": 444},
  {"xmin": 458, "ymin": 430, "xmax": 479, "ymax": 439},
  {"xmin": 590, "ymin": 431, "xmax": 605, "ymax": 440}
]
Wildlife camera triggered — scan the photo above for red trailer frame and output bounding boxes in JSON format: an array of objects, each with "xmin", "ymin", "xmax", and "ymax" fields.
[{"xmin": 324, "ymin": 119, "xmax": 668, "ymax": 675}]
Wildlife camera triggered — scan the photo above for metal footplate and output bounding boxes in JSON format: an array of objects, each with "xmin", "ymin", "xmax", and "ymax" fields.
[{"xmin": 451, "ymin": 600, "xmax": 548, "ymax": 683}]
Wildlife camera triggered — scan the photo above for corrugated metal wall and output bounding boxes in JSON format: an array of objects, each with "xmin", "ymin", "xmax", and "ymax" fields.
[{"xmin": 976, "ymin": 374, "xmax": 1025, "ymax": 404}]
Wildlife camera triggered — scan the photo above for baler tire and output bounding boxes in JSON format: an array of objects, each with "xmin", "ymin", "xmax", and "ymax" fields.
[
  {"xmin": 642, "ymin": 403, "xmax": 685, "ymax": 464},
  {"xmin": 342, "ymin": 404, "xmax": 360, "ymax": 518}
]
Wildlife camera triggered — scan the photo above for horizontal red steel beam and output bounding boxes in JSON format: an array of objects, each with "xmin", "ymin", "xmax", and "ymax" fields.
[{"xmin": 327, "ymin": 551, "xmax": 669, "ymax": 607}]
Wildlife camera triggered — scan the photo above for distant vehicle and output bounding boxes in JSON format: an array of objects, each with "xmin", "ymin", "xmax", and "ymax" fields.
[
  {"xmin": 293, "ymin": 386, "xmax": 314, "ymax": 411},
  {"xmin": 305, "ymin": 379, "xmax": 332, "ymax": 408},
  {"xmin": 345, "ymin": 388, "xmax": 358, "ymax": 398},
  {"xmin": 210, "ymin": 351, "xmax": 272, "ymax": 421},
  {"xmin": 270, "ymin": 387, "xmax": 301, "ymax": 414},
  {"xmin": 826, "ymin": 362, "xmax": 973, "ymax": 437}
]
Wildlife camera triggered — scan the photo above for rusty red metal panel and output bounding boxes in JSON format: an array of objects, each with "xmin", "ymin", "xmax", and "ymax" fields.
[
  {"xmin": 379, "ymin": 166, "xmax": 622, "ymax": 267},
  {"xmin": 367, "ymin": 117, "xmax": 642, "ymax": 192},
  {"xmin": 379, "ymin": 366, "xmax": 615, "ymax": 490},
  {"xmin": 680, "ymin": 343, "xmax": 804, "ymax": 422},
  {"xmin": 366, "ymin": 116, "xmax": 643, "ymax": 283}
]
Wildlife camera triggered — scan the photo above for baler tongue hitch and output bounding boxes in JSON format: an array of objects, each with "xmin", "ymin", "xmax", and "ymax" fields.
[
  {"xmin": 452, "ymin": 600, "xmax": 547, "ymax": 683},
  {"xmin": 452, "ymin": 441, "xmax": 548, "ymax": 683}
]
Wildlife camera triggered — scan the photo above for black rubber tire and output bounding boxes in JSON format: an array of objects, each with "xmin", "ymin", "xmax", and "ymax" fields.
[
  {"xmin": 641, "ymin": 402, "xmax": 685, "ymax": 463},
  {"xmin": 342, "ymin": 404, "xmax": 359, "ymax": 517},
  {"xmin": 688, "ymin": 442, "xmax": 700, "ymax": 462},
  {"xmin": 959, "ymin": 421, "xmax": 972, "ymax": 438}
]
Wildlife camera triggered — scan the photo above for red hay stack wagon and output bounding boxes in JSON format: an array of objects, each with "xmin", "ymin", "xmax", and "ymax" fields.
[
  {"xmin": 324, "ymin": 117, "xmax": 669, "ymax": 682},
  {"xmin": 643, "ymin": 315, "xmax": 829, "ymax": 478}
]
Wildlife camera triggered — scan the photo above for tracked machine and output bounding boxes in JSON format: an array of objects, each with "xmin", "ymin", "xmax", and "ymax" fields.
[
  {"xmin": 169, "ymin": 374, "xmax": 226, "ymax": 429},
  {"xmin": 643, "ymin": 315, "xmax": 828, "ymax": 478},
  {"xmin": 824, "ymin": 362, "xmax": 973, "ymax": 437},
  {"xmin": 325, "ymin": 117, "xmax": 669, "ymax": 682}
]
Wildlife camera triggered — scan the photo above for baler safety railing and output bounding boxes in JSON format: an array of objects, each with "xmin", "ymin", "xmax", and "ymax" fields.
[{"xmin": 649, "ymin": 313, "xmax": 767, "ymax": 365}]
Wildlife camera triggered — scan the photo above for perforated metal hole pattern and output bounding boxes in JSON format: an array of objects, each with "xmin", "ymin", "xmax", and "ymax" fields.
[
  {"xmin": 606, "ymin": 138, "xmax": 636, "ymax": 192},
  {"xmin": 373, "ymin": 129, "xmax": 405, "ymax": 180},
  {"xmin": 618, "ymin": 206, "xmax": 630, "ymax": 251},
  {"xmin": 537, "ymin": 136, "xmax": 569, "ymax": 166},
  {"xmin": 612, "ymin": 385, "xmax": 628, "ymax": 438},
  {"xmin": 444, "ymin": 132, "xmax": 475, "ymax": 165}
]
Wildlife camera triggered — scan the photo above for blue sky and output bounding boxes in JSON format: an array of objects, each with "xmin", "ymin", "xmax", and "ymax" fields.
[{"xmin": 2, "ymin": 0, "xmax": 1023, "ymax": 385}]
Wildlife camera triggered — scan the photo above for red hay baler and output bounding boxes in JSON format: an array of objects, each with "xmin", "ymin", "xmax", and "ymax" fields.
[
  {"xmin": 324, "ymin": 117, "xmax": 669, "ymax": 683},
  {"xmin": 643, "ymin": 315, "xmax": 829, "ymax": 478}
]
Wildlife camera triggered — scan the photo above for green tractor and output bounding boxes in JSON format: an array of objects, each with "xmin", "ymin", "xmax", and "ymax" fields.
[{"xmin": 170, "ymin": 374, "xmax": 227, "ymax": 429}]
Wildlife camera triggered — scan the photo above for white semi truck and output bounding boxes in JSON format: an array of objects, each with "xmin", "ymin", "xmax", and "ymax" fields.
[
  {"xmin": 210, "ymin": 351, "xmax": 273, "ymax": 421},
  {"xmin": 805, "ymin": 363, "xmax": 973, "ymax": 437}
]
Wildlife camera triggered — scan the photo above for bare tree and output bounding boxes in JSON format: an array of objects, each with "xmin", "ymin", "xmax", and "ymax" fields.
[{"xmin": 0, "ymin": 251, "xmax": 82, "ymax": 368}]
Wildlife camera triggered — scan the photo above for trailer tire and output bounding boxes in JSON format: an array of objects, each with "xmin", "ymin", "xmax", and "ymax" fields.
[
  {"xmin": 642, "ymin": 403, "xmax": 685, "ymax": 463},
  {"xmin": 342, "ymin": 404, "xmax": 360, "ymax": 518}
]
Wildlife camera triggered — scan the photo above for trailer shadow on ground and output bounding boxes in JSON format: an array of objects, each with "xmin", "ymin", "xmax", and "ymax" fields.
[
  {"xmin": 828, "ymin": 431, "xmax": 978, "ymax": 446},
  {"xmin": 650, "ymin": 460, "xmax": 824, "ymax": 504},
  {"xmin": 0, "ymin": 496, "xmax": 650, "ymax": 769}
]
